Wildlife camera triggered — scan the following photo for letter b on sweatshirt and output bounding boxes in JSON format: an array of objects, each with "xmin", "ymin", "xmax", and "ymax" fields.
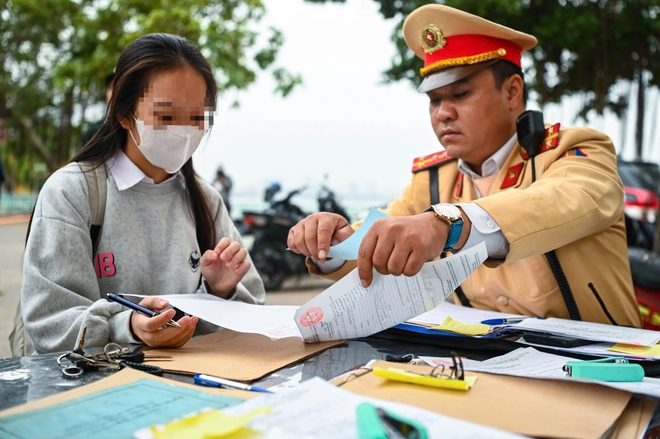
[{"xmin": 95, "ymin": 252, "xmax": 117, "ymax": 278}]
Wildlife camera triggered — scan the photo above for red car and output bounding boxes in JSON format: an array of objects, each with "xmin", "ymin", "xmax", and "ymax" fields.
[{"xmin": 618, "ymin": 160, "xmax": 660, "ymax": 330}]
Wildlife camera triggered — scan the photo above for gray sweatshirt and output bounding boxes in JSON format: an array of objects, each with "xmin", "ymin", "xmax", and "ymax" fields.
[{"xmin": 22, "ymin": 162, "xmax": 265, "ymax": 354}]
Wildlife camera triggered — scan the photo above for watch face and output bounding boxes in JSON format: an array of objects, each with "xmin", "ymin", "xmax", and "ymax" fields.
[{"xmin": 434, "ymin": 204, "xmax": 462, "ymax": 221}]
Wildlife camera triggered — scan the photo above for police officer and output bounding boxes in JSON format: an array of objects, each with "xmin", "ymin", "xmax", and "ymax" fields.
[{"xmin": 287, "ymin": 4, "xmax": 641, "ymax": 327}]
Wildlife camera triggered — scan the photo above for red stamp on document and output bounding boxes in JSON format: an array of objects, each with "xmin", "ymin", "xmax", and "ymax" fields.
[{"xmin": 300, "ymin": 307, "xmax": 324, "ymax": 327}]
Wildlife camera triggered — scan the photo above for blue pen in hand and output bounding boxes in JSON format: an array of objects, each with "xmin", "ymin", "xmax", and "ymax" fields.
[
  {"xmin": 106, "ymin": 293, "xmax": 181, "ymax": 328},
  {"xmin": 194, "ymin": 373, "xmax": 274, "ymax": 394}
]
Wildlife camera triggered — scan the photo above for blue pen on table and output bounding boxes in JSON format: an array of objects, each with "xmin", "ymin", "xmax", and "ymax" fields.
[
  {"xmin": 480, "ymin": 317, "xmax": 528, "ymax": 326},
  {"xmin": 106, "ymin": 293, "xmax": 181, "ymax": 328},
  {"xmin": 194, "ymin": 373, "xmax": 274, "ymax": 394}
]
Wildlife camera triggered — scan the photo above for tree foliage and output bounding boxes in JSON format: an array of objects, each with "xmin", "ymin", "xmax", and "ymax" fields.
[
  {"xmin": 0, "ymin": 0, "xmax": 301, "ymax": 189},
  {"xmin": 307, "ymin": 0, "xmax": 660, "ymax": 159}
]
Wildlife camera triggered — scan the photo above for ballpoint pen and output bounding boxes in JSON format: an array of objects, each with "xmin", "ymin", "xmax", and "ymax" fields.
[
  {"xmin": 106, "ymin": 293, "xmax": 181, "ymax": 328},
  {"xmin": 480, "ymin": 317, "xmax": 528, "ymax": 326},
  {"xmin": 193, "ymin": 373, "xmax": 274, "ymax": 394}
]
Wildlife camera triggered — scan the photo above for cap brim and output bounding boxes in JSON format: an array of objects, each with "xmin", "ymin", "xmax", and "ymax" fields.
[{"xmin": 418, "ymin": 61, "xmax": 497, "ymax": 93}]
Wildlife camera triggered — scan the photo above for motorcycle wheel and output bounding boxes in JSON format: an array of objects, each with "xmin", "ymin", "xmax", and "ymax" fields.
[{"xmin": 251, "ymin": 242, "xmax": 287, "ymax": 291}]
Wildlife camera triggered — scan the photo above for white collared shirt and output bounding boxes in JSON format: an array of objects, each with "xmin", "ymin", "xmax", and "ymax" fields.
[
  {"xmin": 107, "ymin": 150, "xmax": 182, "ymax": 191},
  {"xmin": 458, "ymin": 133, "xmax": 518, "ymax": 181},
  {"xmin": 455, "ymin": 133, "xmax": 518, "ymax": 260}
]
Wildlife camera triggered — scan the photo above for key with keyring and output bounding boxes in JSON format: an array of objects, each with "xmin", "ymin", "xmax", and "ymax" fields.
[
  {"xmin": 58, "ymin": 326, "xmax": 93, "ymax": 378},
  {"xmin": 108, "ymin": 350, "xmax": 172, "ymax": 376},
  {"xmin": 73, "ymin": 326, "xmax": 87, "ymax": 356}
]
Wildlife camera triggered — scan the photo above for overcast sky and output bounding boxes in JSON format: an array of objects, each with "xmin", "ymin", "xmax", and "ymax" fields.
[{"xmin": 192, "ymin": 0, "xmax": 659, "ymax": 203}]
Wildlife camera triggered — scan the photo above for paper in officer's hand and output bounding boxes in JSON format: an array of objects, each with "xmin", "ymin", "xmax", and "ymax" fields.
[
  {"xmin": 326, "ymin": 208, "xmax": 389, "ymax": 260},
  {"xmin": 295, "ymin": 242, "xmax": 488, "ymax": 343}
]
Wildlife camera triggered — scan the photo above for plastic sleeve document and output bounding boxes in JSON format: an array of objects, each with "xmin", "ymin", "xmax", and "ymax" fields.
[
  {"xmin": 513, "ymin": 317, "xmax": 660, "ymax": 347},
  {"xmin": 295, "ymin": 242, "xmax": 488, "ymax": 343}
]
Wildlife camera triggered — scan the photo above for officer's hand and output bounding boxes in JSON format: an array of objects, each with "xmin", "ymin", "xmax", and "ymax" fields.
[
  {"xmin": 357, "ymin": 212, "xmax": 447, "ymax": 287},
  {"xmin": 288, "ymin": 212, "xmax": 354, "ymax": 262},
  {"xmin": 201, "ymin": 237, "xmax": 251, "ymax": 298},
  {"xmin": 130, "ymin": 296, "xmax": 198, "ymax": 348}
]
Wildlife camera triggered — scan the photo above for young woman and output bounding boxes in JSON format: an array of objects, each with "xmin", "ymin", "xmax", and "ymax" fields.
[{"xmin": 17, "ymin": 33, "xmax": 265, "ymax": 354}]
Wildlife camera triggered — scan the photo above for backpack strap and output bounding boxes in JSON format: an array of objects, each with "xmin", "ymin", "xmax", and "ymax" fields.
[
  {"xmin": 10, "ymin": 162, "xmax": 108, "ymax": 357},
  {"xmin": 79, "ymin": 161, "xmax": 108, "ymax": 254}
]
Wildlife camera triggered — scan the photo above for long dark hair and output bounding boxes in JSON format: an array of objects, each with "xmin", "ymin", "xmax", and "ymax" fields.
[{"xmin": 61, "ymin": 33, "xmax": 217, "ymax": 252}]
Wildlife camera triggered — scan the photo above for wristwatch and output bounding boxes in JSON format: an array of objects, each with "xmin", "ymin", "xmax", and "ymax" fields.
[{"xmin": 425, "ymin": 203, "xmax": 464, "ymax": 252}]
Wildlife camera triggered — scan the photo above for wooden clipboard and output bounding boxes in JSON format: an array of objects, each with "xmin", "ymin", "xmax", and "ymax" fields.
[
  {"xmin": 144, "ymin": 329, "xmax": 345, "ymax": 382},
  {"xmin": 334, "ymin": 360, "xmax": 633, "ymax": 439}
]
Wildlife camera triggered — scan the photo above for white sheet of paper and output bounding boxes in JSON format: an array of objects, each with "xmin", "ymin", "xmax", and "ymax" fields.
[
  {"xmin": 409, "ymin": 301, "xmax": 527, "ymax": 326},
  {"xmin": 126, "ymin": 294, "xmax": 301, "ymax": 340},
  {"xmin": 219, "ymin": 377, "xmax": 526, "ymax": 439},
  {"xmin": 421, "ymin": 347, "xmax": 660, "ymax": 399},
  {"xmin": 513, "ymin": 318, "xmax": 660, "ymax": 347},
  {"xmin": 294, "ymin": 242, "xmax": 488, "ymax": 343}
]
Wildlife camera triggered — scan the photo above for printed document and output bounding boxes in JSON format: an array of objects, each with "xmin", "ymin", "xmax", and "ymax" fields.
[
  {"xmin": 295, "ymin": 242, "xmax": 488, "ymax": 342},
  {"xmin": 513, "ymin": 318, "xmax": 660, "ymax": 346},
  {"xmin": 422, "ymin": 347, "xmax": 660, "ymax": 399},
  {"xmin": 0, "ymin": 379, "xmax": 242, "ymax": 439},
  {"xmin": 409, "ymin": 301, "xmax": 526, "ymax": 326},
  {"xmin": 128, "ymin": 242, "xmax": 486, "ymax": 343},
  {"xmin": 219, "ymin": 377, "xmax": 526, "ymax": 439}
]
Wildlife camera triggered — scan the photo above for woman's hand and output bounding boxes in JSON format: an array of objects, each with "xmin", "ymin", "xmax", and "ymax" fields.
[
  {"xmin": 130, "ymin": 297, "xmax": 198, "ymax": 348},
  {"xmin": 201, "ymin": 237, "xmax": 251, "ymax": 298}
]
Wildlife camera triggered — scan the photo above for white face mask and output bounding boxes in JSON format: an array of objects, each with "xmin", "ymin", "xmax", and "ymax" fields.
[{"xmin": 128, "ymin": 117, "xmax": 207, "ymax": 174}]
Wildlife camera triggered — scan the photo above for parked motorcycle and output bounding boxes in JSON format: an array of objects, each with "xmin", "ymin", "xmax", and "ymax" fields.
[{"xmin": 240, "ymin": 183, "xmax": 350, "ymax": 291}]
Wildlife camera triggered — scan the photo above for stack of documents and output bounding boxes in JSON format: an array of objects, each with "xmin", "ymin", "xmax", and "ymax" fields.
[
  {"xmin": 0, "ymin": 367, "xmax": 526, "ymax": 439},
  {"xmin": 129, "ymin": 242, "xmax": 488, "ymax": 343},
  {"xmin": 421, "ymin": 347, "xmax": 660, "ymax": 399}
]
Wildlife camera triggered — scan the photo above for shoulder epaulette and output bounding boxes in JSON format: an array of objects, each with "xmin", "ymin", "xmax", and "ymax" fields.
[
  {"xmin": 521, "ymin": 123, "xmax": 561, "ymax": 160},
  {"xmin": 411, "ymin": 150, "xmax": 455, "ymax": 173}
]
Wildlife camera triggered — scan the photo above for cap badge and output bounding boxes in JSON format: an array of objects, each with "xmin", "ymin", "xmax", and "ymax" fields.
[{"xmin": 421, "ymin": 24, "xmax": 446, "ymax": 54}]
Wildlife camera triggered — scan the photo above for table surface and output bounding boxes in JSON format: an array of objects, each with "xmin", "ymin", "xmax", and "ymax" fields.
[
  {"xmin": 0, "ymin": 334, "xmax": 463, "ymax": 412},
  {"xmin": 2, "ymin": 333, "xmax": 660, "ymax": 438}
]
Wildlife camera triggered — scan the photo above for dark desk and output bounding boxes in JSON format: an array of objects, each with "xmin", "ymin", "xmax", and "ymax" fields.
[
  {"xmin": 0, "ymin": 335, "xmax": 460, "ymax": 413},
  {"xmin": 3, "ymin": 333, "xmax": 660, "ymax": 438}
]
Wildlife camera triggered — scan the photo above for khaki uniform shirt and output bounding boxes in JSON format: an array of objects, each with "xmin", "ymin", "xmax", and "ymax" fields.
[{"xmin": 309, "ymin": 125, "xmax": 642, "ymax": 327}]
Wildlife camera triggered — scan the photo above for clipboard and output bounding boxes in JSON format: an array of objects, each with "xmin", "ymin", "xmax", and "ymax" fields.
[
  {"xmin": 144, "ymin": 329, "xmax": 345, "ymax": 382},
  {"xmin": 334, "ymin": 360, "xmax": 632, "ymax": 439}
]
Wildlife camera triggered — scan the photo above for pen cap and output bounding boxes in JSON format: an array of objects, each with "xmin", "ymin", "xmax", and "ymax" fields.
[
  {"xmin": 356, "ymin": 403, "xmax": 388, "ymax": 439},
  {"xmin": 567, "ymin": 361, "xmax": 645, "ymax": 382}
]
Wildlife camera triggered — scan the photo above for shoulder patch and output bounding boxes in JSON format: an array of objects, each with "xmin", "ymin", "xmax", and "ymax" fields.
[
  {"xmin": 561, "ymin": 147, "xmax": 588, "ymax": 158},
  {"xmin": 521, "ymin": 123, "xmax": 561, "ymax": 160},
  {"xmin": 411, "ymin": 150, "xmax": 455, "ymax": 173}
]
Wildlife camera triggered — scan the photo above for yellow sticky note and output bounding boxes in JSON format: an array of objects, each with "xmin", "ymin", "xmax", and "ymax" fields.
[
  {"xmin": 152, "ymin": 407, "xmax": 271, "ymax": 439},
  {"xmin": 608, "ymin": 343, "xmax": 660, "ymax": 357},
  {"xmin": 374, "ymin": 367, "xmax": 477, "ymax": 391},
  {"xmin": 430, "ymin": 317, "xmax": 490, "ymax": 336}
]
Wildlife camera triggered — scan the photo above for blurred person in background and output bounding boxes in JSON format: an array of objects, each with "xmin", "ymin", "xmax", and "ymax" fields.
[
  {"xmin": 0, "ymin": 149, "xmax": 5, "ymax": 207},
  {"xmin": 213, "ymin": 166, "xmax": 233, "ymax": 216}
]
